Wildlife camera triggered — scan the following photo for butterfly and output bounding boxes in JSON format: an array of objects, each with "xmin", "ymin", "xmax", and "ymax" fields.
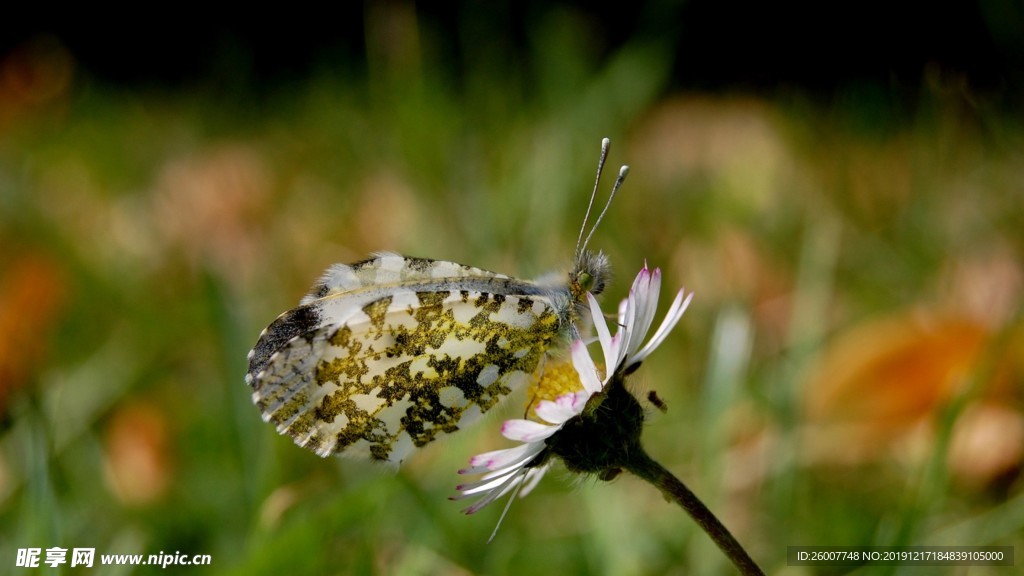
[{"xmin": 245, "ymin": 138, "xmax": 629, "ymax": 464}]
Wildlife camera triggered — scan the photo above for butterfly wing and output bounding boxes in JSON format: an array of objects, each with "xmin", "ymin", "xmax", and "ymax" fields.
[{"xmin": 246, "ymin": 254, "xmax": 566, "ymax": 464}]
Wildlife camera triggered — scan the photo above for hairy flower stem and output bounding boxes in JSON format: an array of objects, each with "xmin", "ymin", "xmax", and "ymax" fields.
[
  {"xmin": 625, "ymin": 449, "xmax": 765, "ymax": 576},
  {"xmin": 546, "ymin": 372, "xmax": 765, "ymax": 574}
]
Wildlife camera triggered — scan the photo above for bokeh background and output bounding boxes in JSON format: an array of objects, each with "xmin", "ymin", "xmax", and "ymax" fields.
[{"xmin": 3, "ymin": 2, "xmax": 1023, "ymax": 574}]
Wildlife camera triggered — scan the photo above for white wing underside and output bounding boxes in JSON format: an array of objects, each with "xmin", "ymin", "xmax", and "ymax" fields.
[{"xmin": 248, "ymin": 254, "xmax": 568, "ymax": 464}]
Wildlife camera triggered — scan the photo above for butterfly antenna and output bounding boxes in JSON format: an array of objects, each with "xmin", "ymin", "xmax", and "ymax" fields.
[
  {"xmin": 579, "ymin": 164, "xmax": 629, "ymax": 255},
  {"xmin": 575, "ymin": 138, "xmax": 611, "ymax": 260}
]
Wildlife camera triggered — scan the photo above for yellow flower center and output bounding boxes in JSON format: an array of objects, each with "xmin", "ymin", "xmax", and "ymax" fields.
[{"xmin": 525, "ymin": 358, "xmax": 604, "ymax": 423}]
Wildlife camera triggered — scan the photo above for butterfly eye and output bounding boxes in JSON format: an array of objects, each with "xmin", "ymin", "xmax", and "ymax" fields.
[{"xmin": 577, "ymin": 271, "xmax": 596, "ymax": 292}]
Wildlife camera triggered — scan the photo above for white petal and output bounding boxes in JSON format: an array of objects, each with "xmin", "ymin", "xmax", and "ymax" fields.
[
  {"xmin": 607, "ymin": 332, "xmax": 624, "ymax": 375},
  {"xmin": 616, "ymin": 293, "xmax": 629, "ymax": 326},
  {"xmin": 570, "ymin": 339, "xmax": 603, "ymax": 394},
  {"xmin": 455, "ymin": 467, "xmax": 522, "ymax": 497},
  {"xmin": 631, "ymin": 289, "xmax": 692, "ymax": 367},
  {"xmin": 502, "ymin": 419, "xmax": 558, "ymax": 442},
  {"xmin": 455, "ymin": 443, "xmax": 544, "ymax": 496},
  {"xmin": 463, "ymin": 442, "xmax": 539, "ymax": 474},
  {"xmin": 638, "ymin": 268, "xmax": 662, "ymax": 333},
  {"xmin": 617, "ymin": 293, "xmax": 637, "ymax": 368},
  {"xmin": 519, "ymin": 465, "xmax": 549, "ymax": 497},
  {"xmin": 625, "ymin": 267, "xmax": 661, "ymax": 360},
  {"xmin": 464, "ymin": 471, "xmax": 526, "ymax": 514},
  {"xmin": 588, "ymin": 292, "xmax": 613, "ymax": 364},
  {"xmin": 632, "ymin": 262, "xmax": 651, "ymax": 293},
  {"xmin": 534, "ymin": 391, "xmax": 589, "ymax": 424}
]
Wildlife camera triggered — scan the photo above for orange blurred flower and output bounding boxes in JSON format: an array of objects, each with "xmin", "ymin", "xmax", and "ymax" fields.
[
  {"xmin": 0, "ymin": 253, "xmax": 67, "ymax": 415},
  {"xmin": 103, "ymin": 401, "xmax": 172, "ymax": 505},
  {"xmin": 151, "ymin": 144, "xmax": 271, "ymax": 283},
  {"xmin": 802, "ymin": 309, "xmax": 1023, "ymax": 487}
]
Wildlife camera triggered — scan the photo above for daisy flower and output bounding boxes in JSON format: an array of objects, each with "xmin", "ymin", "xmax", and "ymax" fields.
[{"xmin": 452, "ymin": 263, "xmax": 692, "ymax": 535}]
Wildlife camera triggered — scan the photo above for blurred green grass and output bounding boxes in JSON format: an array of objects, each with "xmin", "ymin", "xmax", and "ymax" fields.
[{"xmin": 2, "ymin": 12, "xmax": 1023, "ymax": 576}]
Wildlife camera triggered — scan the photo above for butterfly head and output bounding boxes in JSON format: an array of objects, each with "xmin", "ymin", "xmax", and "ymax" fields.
[{"xmin": 571, "ymin": 249, "xmax": 611, "ymax": 299}]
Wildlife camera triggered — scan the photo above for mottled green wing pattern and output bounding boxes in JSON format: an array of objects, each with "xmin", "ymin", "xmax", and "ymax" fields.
[{"xmin": 246, "ymin": 254, "xmax": 566, "ymax": 464}]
